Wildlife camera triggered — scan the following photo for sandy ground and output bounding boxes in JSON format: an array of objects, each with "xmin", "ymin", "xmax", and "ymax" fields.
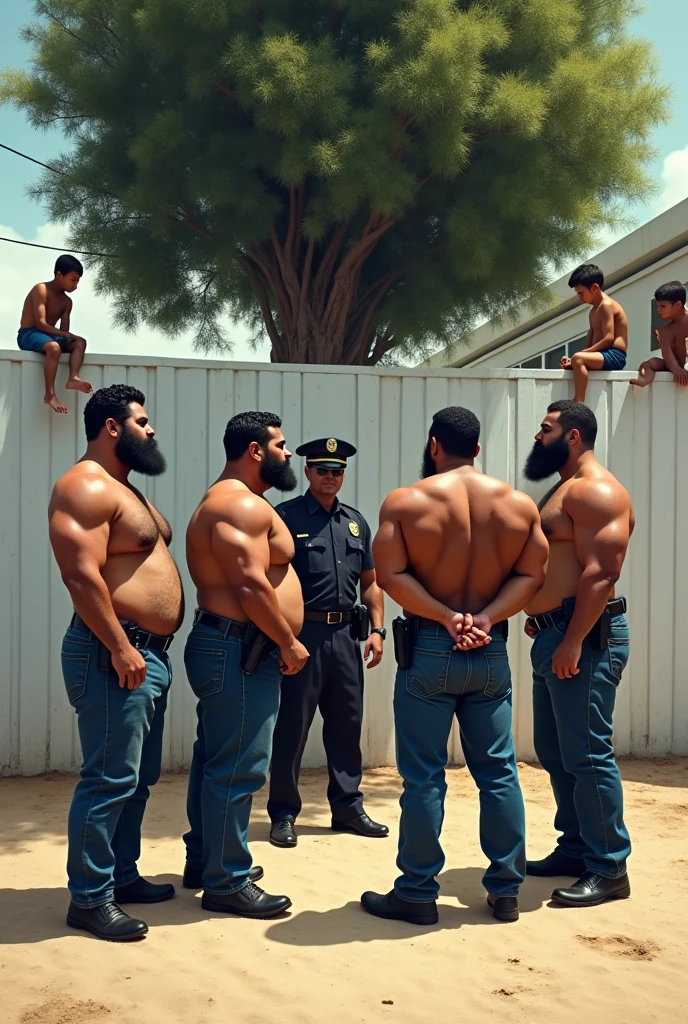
[{"xmin": 1, "ymin": 760, "xmax": 687, "ymax": 1024}]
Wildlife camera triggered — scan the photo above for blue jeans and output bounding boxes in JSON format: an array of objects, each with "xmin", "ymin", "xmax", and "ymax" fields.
[
  {"xmin": 183, "ymin": 621, "xmax": 282, "ymax": 895},
  {"xmin": 531, "ymin": 613, "xmax": 631, "ymax": 877},
  {"xmin": 61, "ymin": 624, "xmax": 172, "ymax": 907},
  {"xmin": 393, "ymin": 625, "xmax": 526, "ymax": 902}
]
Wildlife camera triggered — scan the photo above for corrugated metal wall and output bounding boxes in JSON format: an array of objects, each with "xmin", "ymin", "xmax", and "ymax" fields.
[{"xmin": 1, "ymin": 352, "xmax": 686, "ymax": 775}]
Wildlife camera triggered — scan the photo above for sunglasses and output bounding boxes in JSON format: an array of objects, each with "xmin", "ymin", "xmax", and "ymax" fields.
[{"xmin": 315, "ymin": 467, "xmax": 344, "ymax": 478}]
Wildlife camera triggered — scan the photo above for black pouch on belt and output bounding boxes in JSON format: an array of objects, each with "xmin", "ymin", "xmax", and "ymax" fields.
[
  {"xmin": 97, "ymin": 642, "xmax": 113, "ymax": 673},
  {"xmin": 351, "ymin": 604, "xmax": 370, "ymax": 642},
  {"xmin": 240, "ymin": 622, "xmax": 275, "ymax": 675},
  {"xmin": 561, "ymin": 597, "xmax": 611, "ymax": 650},
  {"xmin": 392, "ymin": 616, "xmax": 418, "ymax": 670}
]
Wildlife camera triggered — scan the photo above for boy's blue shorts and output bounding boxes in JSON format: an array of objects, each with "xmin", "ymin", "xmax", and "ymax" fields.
[
  {"xmin": 601, "ymin": 348, "xmax": 627, "ymax": 371},
  {"xmin": 17, "ymin": 327, "xmax": 69, "ymax": 354}
]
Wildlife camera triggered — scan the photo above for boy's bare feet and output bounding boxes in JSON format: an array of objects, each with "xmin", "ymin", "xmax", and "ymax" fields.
[
  {"xmin": 628, "ymin": 375, "xmax": 651, "ymax": 388},
  {"xmin": 66, "ymin": 376, "xmax": 93, "ymax": 394},
  {"xmin": 44, "ymin": 392, "xmax": 68, "ymax": 414}
]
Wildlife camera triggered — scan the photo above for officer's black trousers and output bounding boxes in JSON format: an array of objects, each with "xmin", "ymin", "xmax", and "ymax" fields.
[{"xmin": 267, "ymin": 620, "xmax": 364, "ymax": 823}]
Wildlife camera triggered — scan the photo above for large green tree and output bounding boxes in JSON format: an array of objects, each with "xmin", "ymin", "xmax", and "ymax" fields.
[{"xmin": 2, "ymin": 1, "xmax": 668, "ymax": 363}]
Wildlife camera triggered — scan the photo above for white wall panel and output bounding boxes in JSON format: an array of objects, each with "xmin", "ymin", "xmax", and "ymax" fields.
[{"xmin": 1, "ymin": 351, "xmax": 686, "ymax": 775}]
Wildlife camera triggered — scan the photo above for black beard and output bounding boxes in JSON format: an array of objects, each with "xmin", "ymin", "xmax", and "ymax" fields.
[
  {"xmin": 421, "ymin": 439, "xmax": 436, "ymax": 479},
  {"xmin": 260, "ymin": 450, "xmax": 298, "ymax": 492},
  {"xmin": 523, "ymin": 436, "xmax": 570, "ymax": 481},
  {"xmin": 115, "ymin": 426, "xmax": 167, "ymax": 476}
]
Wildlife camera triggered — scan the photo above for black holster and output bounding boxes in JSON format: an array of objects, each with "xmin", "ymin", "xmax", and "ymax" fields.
[
  {"xmin": 240, "ymin": 622, "xmax": 276, "ymax": 675},
  {"xmin": 392, "ymin": 616, "xmax": 418, "ymax": 670},
  {"xmin": 561, "ymin": 598, "xmax": 612, "ymax": 650},
  {"xmin": 351, "ymin": 604, "xmax": 370, "ymax": 642}
]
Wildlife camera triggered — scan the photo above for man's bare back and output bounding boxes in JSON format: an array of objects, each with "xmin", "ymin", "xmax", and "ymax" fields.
[
  {"xmin": 526, "ymin": 461, "xmax": 634, "ymax": 617},
  {"xmin": 187, "ymin": 479, "xmax": 304, "ymax": 638},
  {"xmin": 49, "ymin": 461, "xmax": 184, "ymax": 637}
]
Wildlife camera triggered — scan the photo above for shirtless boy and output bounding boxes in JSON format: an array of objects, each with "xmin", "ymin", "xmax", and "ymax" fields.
[
  {"xmin": 523, "ymin": 400, "xmax": 634, "ymax": 908},
  {"xmin": 183, "ymin": 411, "xmax": 308, "ymax": 919},
  {"xmin": 18, "ymin": 254, "xmax": 91, "ymax": 413},
  {"xmin": 630, "ymin": 281, "xmax": 688, "ymax": 388},
  {"xmin": 561, "ymin": 264, "xmax": 628, "ymax": 403},
  {"xmin": 49, "ymin": 385, "xmax": 184, "ymax": 942},
  {"xmin": 361, "ymin": 407, "xmax": 548, "ymax": 926}
]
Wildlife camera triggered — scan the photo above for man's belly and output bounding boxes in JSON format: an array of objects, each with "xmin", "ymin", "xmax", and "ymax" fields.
[
  {"xmin": 196, "ymin": 564, "xmax": 304, "ymax": 637},
  {"xmin": 103, "ymin": 549, "xmax": 184, "ymax": 635},
  {"xmin": 525, "ymin": 542, "xmax": 583, "ymax": 616}
]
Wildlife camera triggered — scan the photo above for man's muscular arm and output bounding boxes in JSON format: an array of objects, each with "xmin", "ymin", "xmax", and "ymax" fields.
[
  {"xmin": 476, "ymin": 500, "xmax": 549, "ymax": 630},
  {"xmin": 553, "ymin": 480, "xmax": 630, "ymax": 679},
  {"xmin": 373, "ymin": 491, "xmax": 463, "ymax": 641},
  {"xmin": 49, "ymin": 475, "xmax": 147, "ymax": 689},
  {"xmin": 31, "ymin": 284, "xmax": 72, "ymax": 340},
  {"xmin": 211, "ymin": 495, "xmax": 308, "ymax": 674}
]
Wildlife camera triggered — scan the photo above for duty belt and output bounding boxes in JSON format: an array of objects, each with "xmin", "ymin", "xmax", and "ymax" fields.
[
  {"xmin": 526, "ymin": 596, "xmax": 627, "ymax": 634},
  {"xmin": 417, "ymin": 617, "xmax": 508, "ymax": 640},
  {"xmin": 70, "ymin": 613, "xmax": 175, "ymax": 652},
  {"xmin": 193, "ymin": 609, "xmax": 248, "ymax": 637},
  {"xmin": 304, "ymin": 610, "xmax": 353, "ymax": 625}
]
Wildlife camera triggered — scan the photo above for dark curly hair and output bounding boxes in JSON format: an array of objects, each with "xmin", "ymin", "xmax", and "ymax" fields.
[
  {"xmin": 223, "ymin": 411, "xmax": 282, "ymax": 461},
  {"xmin": 83, "ymin": 385, "xmax": 145, "ymax": 441}
]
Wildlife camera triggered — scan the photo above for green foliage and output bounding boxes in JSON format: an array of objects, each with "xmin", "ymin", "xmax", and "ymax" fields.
[{"xmin": 1, "ymin": 0, "xmax": 669, "ymax": 363}]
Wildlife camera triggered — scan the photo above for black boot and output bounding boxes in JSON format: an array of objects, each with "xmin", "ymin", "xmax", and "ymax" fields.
[
  {"xmin": 183, "ymin": 864, "xmax": 264, "ymax": 890},
  {"xmin": 66, "ymin": 900, "xmax": 148, "ymax": 942},
  {"xmin": 270, "ymin": 817, "xmax": 297, "ymax": 848},
  {"xmin": 360, "ymin": 889, "xmax": 438, "ymax": 925},
  {"xmin": 487, "ymin": 894, "xmax": 519, "ymax": 922},
  {"xmin": 332, "ymin": 813, "xmax": 389, "ymax": 838},
  {"xmin": 114, "ymin": 877, "xmax": 175, "ymax": 904},
  {"xmin": 201, "ymin": 882, "xmax": 292, "ymax": 919},
  {"xmin": 551, "ymin": 871, "xmax": 631, "ymax": 907},
  {"xmin": 526, "ymin": 848, "xmax": 586, "ymax": 877}
]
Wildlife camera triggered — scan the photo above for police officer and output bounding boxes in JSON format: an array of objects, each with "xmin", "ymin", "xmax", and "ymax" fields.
[{"xmin": 267, "ymin": 437, "xmax": 389, "ymax": 847}]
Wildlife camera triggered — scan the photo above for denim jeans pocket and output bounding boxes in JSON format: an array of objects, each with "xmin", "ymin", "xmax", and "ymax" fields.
[
  {"xmin": 608, "ymin": 638, "xmax": 629, "ymax": 682},
  {"xmin": 61, "ymin": 650, "xmax": 90, "ymax": 706},
  {"xmin": 406, "ymin": 648, "xmax": 450, "ymax": 699},
  {"xmin": 483, "ymin": 648, "xmax": 511, "ymax": 697},
  {"xmin": 184, "ymin": 644, "xmax": 227, "ymax": 699}
]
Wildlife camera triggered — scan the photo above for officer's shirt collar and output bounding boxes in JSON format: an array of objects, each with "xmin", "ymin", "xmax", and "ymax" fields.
[{"xmin": 305, "ymin": 488, "xmax": 349, "ymax": 517}]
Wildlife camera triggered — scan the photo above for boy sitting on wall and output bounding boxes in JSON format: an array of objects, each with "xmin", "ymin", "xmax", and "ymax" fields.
[
  {"xmin": 17, "ymin": 254, "xmax": 92, "ymax": 414},
  {"xmin": 560, "ymin": 263, "xmax": 628, "ymax": 403},
  {"xmin": 629, "ymin": 281, "xmax": 688, "ymax": 388}
]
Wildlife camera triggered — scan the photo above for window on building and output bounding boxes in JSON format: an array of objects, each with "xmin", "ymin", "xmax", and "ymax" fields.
[
  {"xmin": 512, "ymin": 336, "xmax": 590, "ymax": 369},
  {"xmin": 544, "ymin": 345, "xmax": 566, "ymax": 369},
  {"xmin": 521, "ymin": 354, "xmax": 543, "ymax": 369}
]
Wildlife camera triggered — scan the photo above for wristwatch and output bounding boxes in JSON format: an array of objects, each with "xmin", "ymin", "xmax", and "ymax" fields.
[{"xmin": 370, "ymin": 627, "xmax": 387, "ymax": 640}]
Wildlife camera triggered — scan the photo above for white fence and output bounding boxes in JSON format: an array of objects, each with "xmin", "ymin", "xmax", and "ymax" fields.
[{"xmin": 1, "ymin": 350, "xmax": 686, "ymax": 775}]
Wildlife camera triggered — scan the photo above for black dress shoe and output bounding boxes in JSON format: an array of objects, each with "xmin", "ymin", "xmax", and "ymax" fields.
[
  {"xmin": 183, "ymin": 864, "xmax": 264, "ymax": 889},
  {"xmin": 270, "ymin": 817, "xmax": 297, "ymax": 848},
  {"xmin": 360, "ymin": 889, "xmax": 438, "ymax": 925},
  {"xmin": 201, "ymin": 882, "xmax": 292, "ymax": 919},
  {"xmin": 551, "ymin": 871, "xmax": 631, "ymax": 907},
  {"xmin": 487, "ymin": 894, "xmax": 520, "ymax": 922},
  {"xmin": 113, "ymin": 877, "xmax": 176, "ymax": 904},
  {"xmin": 526, "ymin": 848, "xmax": 586, "ymax": 877},
  {"xmin": 332, "ymin": 813, "xmax": 389, "ymax": 838},
  {"xmin": 66, "ymin": 900, "xmax": 148, "ymax": 942}
]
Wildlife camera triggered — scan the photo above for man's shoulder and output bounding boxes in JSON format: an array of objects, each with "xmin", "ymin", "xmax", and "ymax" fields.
[
  {"xmin": 565, "ymin": 467, "xmax": 630, "ymax": 515},
  {"xmin": 50, "ymin": 463, "xmax": 117, "ymax": 518}
]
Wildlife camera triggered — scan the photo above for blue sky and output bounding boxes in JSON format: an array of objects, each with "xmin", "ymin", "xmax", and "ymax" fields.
[{"xmin": 1, "ymin": 1, "xmax": 687, "ymax": 360}]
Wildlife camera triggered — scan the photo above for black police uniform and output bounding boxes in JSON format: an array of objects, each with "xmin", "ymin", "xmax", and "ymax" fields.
[{"xmin": 267, "ymin": 440, "xmax": 374, "ymax": 826}]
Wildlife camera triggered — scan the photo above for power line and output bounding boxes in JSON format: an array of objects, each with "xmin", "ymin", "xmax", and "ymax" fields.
[
  {"xmin": 0, "ymin": 141, "xmax": 64, "ymax": 175},
  {"xmin": 0, "ymin": 236, "xmax": 115, "ymax": 257}
]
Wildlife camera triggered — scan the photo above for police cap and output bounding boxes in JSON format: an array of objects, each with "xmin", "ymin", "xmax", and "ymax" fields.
[{"xmin": 296, "ymin": 437, "xmax": 357, "ymax": 470}]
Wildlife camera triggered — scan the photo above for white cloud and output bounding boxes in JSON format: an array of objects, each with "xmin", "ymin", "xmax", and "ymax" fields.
[
  {"xmin": 0, "ymin": 222, "xmax": 270, "ymax": 363},
  {"xmin": 654, "ymin": 144, "xmax": 688, "ymax": 215}
]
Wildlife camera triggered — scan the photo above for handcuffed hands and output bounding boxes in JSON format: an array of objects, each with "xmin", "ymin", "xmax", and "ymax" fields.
[{"xmin": 444, "ymin": 612, "xmax": 492, "ymax": 650}]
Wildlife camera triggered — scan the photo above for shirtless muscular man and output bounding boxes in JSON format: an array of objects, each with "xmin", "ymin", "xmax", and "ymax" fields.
[
  {"xmin": 183, "ymin": 412, "xmax": 308, "ymax": 919},
  {"xmin": 524, "ymin": 400, "xmax": 634, "ymax": 907},
  {"xmin": 362, "ymin": 407, "xmax": 548, "ymax": 926},
  {"xmin": 49, "ymin": 385, "xmax": 184, "ymax": 942}
]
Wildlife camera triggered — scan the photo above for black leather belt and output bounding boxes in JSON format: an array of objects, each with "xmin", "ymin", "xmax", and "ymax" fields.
[
  {"xmin": 304, "ymin": 610, "xmax": 353, "ymax": 625},
  {"xmin": 193, "ymin": 609, "xmax": 248, "ymax": 637},
  {"xmin": 70, "ymin": 613, "xmax": 175, "ymax": 652},
  {"xmin": 526, "ymin": 596, "xmax": 627, "ymax": 633},
  {"xmin": 417, "ymin": 617, "xmax": 508, "ymax": 640}
]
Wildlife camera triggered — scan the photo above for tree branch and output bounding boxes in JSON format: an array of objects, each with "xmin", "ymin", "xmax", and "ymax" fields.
[
  {"xmin": 168, "ymin": 215, "xmax": 213, "ymax": 240},
  {"xmin": 312, "ymin": 220, "xmax": 350, "ymax": 318},
  {"xmin": 215, "ymin": 83, "xmax": 237, "ymax": 97},
  {"xmin": 237, "ymin": 252, "xmax": 282, "ymax": 352}
]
